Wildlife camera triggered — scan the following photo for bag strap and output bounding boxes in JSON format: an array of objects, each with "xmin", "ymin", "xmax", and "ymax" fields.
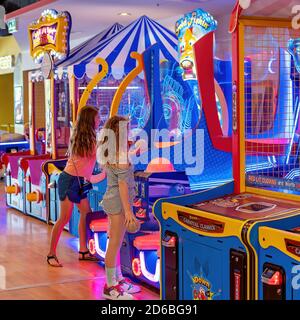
[
  {"xmin": 71, "ymin": 157, "xmax": 82, "ymax": 189},
  {"xmin": 67, "ymin": 149, "xmax": 82, "ymax": 188}
]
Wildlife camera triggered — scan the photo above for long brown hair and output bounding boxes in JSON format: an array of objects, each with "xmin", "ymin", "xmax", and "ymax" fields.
[
  {"xmin": 69, "ymin": 106, "xmax": 98, "ymax": 157},
  {"xmin": 98, "ymin": 115, "xmax": 129, "ymax": 164}
]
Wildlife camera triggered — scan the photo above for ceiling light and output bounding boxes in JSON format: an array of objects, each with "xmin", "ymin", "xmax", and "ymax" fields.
[{"xmin": 118, "ymin": 12, "xmax": 131, "ymax": 16}]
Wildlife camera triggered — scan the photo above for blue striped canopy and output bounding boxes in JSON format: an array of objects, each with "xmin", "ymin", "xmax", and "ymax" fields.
[
  {"xmin": 61, "ymin": 16, "xmax": 178, "ymax": 80},
  {"xmin": 56, "ymin": 22, "xmax": 123, "ymax": 69}
]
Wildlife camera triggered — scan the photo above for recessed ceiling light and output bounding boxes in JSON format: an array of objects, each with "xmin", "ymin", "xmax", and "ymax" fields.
[{"xmin": 118, "ymin": 12, "xmax": 131, "ymax": 16}]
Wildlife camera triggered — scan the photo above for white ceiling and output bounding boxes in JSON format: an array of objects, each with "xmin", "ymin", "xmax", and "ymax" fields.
[{"xmin": 8, "ymin": 0, "xmax": 237, "ymax": 51}]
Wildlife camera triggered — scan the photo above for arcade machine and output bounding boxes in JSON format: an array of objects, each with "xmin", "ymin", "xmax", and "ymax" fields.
[
  {"xmin": 154, "ymin": 3, "xmax": 300, "ymax": 300},
  {"xmin": 82, "ymin": 16, "xmax": 192, "ymax": 289},
  {"xmin": 2, "ymin": 82, "xmax": 49, "ymax": 213},
  {"xmin": 86, "ymin": 14, "xmax": 233, "ymax": 289},
  {"xmin": 21, "ymin": 9, "xmax": 72, "ymax": 221}
]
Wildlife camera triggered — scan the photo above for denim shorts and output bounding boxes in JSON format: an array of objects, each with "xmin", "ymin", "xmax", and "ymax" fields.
[{"xmin": 58, "ymin": 171, "xmax": 87, "ymax": 204}]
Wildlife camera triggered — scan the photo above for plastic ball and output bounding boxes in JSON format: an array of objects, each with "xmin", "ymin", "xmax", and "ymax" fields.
[{"xmin": 126, "ymin": 220, "xmax": 141, "ymax": 234}]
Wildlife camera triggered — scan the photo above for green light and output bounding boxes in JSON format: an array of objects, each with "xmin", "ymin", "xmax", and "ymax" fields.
[{"xmin": 7, "ymin": 18, "xmax": 18, "ymax": 33}]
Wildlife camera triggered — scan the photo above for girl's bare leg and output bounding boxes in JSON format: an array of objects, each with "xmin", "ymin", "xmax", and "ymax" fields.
[
  {"xmin": 105, "ymin": 213, "xmax": 126, "ymax": 286},
  {"xmin": 76, "ymin": 198, "xmax": 92, "ymax": 253},
  {"xmin": 48, "ymin": 198, "xmax": 74, "ymax": 263}
]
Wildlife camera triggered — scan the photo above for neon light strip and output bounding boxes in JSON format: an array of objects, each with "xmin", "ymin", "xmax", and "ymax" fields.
[
  {"xmin": 139, "ymin": 251, "xmax": 160, "ymax": 283},
  {"xmin": 246, "ymin": 162, "xmax": 276, "ymax": 172},
  {"xmin": 93, "ymin": 232, "xmax": 160, "ymax": 283},
  {"xmin": 190, "ymin": 179, "xmax": 232, "ymax": 190},
  {"xmin": 94, "ymin": 233, "xmax": 109, "ymax": 258},
  {"xmin": 78, "ymin": 86, "xmax": 140, "ymax": 90},
  {"xmin": 285, "ymin": 169, "xmax": 300, "ymax": 179},
  {"xmin": 149, "ymin": 178, "xmax": 190, "ymax": 185},
  {"xmin": 0, "ymin": 141, "xmax": 28, "ymax": 146}
]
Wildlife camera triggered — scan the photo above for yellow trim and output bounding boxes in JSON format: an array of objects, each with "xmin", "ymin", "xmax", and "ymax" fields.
[
  {"xmin": 153, "ymin": 199, "xmax": 163, "ymax": 300},
  {"xmin": 69, "ymin": 75, "xmax": 77, "ymax": 123},
  {"xmin": 238, "ymin": 23, "xmax": 245, "ymax": 192},
  {"xmin": 259, "ymin": 226, "xmax": 300, "ymax": 262},
  {"xmin": 78, "ymin": 58, "xmax": 108, "ymax": 113},
  {"xmin": 47, "ymin": 163, "xmax": 62, "ymax": 175},
  {"xmin": 246, "ymin": 187, "xmax": 300, "ymax": 203},
  {"xmin": 161, "ymin": 202, "xmax": 244, "ymax": 238},
  {"xmin": 28, "ymin": 79, "xmax": 35, "ymax": 155},
  {"xmin": 246, "ymin": 210, "xmax": 300, "ymax": 299},
  {"xmin": 50, "ymin": 76, "xmax": 56, "ymax": 160},
  {"xmin": 239, "ymin": 17, "xmax": 291, "ymax": 28},
  {"xmin": 110, "ymin": 52, "xmax": 144, "ymax": 117}
]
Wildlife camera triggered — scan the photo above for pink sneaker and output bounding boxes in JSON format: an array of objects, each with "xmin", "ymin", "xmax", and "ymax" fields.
[
  {"xmin": 119, "ymin": 278, "xmax": 141, "ymax": 294},
  {"xmin": 102, "ymin": 284, "xmax": 133, "ymax": 300}
]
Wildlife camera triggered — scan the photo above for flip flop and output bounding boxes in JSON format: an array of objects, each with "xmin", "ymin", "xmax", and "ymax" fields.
[
  {"xmin": 47, "ymin": 255, "xmax": 63, "ymax": 267},
  {"xmin": 79, "ymin": 251, "xmax": 100, "ymax": 262}
]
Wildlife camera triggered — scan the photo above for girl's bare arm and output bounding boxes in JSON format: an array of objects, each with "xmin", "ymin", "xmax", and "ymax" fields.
[
  {"xmin": 118, "ymin": 179, "xmax": 136, "ymax": 225},
  {"xmin": 89, "ymin": 171, "xmax": 106, "ymax": 184}
]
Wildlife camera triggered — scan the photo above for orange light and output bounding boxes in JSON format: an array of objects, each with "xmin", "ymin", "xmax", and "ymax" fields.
[
  {"xmin": 26, "ymin": 190, "xmax": 43, "ymax": 203},
  {"xmin": 5, "ymin": 184, "xmax": 20, "ymax": 195},
  {"xmin": 132, "ymin": 258, "xmax": 141, "ymax": 277}
]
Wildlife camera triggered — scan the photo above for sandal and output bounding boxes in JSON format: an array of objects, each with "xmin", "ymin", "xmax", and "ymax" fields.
[
  {"xmin": 47, "ymin": 255, "xmax": 63, "ymax": 267},
  {"xmin": 79, "ymin": 251, "xmax": 100, "ymax": 262}
]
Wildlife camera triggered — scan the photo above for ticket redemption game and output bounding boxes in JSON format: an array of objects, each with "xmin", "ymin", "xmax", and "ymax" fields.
[
  {"xmin": 232, "ymin": 1, "xmax": 300, "ymax": 300},
  {"xmin": 2, "ymin": 150, "xmax": 31, "ymax": 212},
  {"xmin": 154, "ymin": 4, "xmax": 300, "ymax": 300},
  {"xmin": 23, "ymin": 9, "xmax": 73, "ymax": 221},
  {"xmin": 86, "ymin": 13, "xmax": 233, "ymax": 290}
]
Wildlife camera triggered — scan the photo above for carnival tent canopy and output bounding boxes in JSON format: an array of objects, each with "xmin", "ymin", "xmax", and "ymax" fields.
[
  {"xmin": 57, "ymin": 15, "xmax": 178, "ymax": 80},
  {"xmin": 56, "ymin": 22, "xmax": 123, "ymax": 69}
]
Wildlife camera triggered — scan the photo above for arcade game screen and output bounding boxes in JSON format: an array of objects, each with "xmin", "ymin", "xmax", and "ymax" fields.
[
  {"xmin": 78, "ymin": 74, "xmax": 150, "ymax": 132},
  {"xmin": 55, "ymin": 77, "xmax": 71, "ymax": 157}
]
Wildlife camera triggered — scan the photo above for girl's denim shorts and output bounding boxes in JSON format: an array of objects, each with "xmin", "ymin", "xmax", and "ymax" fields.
[{"xmin": 58, "ymin": 171, "xmax": 87, "ymax": 204}]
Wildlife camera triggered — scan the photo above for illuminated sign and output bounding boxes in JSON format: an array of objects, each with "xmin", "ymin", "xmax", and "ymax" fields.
[
  {"xmin": 28, "ymin": 9, "xmax": 72, "ymax": 64},
  {"xmin": 7, "ymin": 18, "xmax": 18, "ymax": 33},
  {"xmin": 176, "ymin": 9, "xmax": 217, "ymax": 80},
  {"xmin": 0, "ymin": 55, "xmax": 15, "ymax": 69}
]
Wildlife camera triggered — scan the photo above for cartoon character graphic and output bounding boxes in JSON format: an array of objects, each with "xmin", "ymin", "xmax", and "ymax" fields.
[
  {"xmin": 176, "ymin": 8, "xmax": 218, "ymax": 81},
  {"xmin": 188, "ymin": 258, "xmax": 221, "ymax": 300},
  {"xmin": 179, "ymin": 28, "xmax": 198, "ymax": 80}
]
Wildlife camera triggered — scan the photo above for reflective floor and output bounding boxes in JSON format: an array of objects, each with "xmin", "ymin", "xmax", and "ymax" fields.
[{"xmin": 0, "ymin": 182, "xmax": 158, "ymax": 300}]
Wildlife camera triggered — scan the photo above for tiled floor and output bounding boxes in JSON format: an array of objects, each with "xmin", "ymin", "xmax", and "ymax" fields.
[{"xmin": 0, "ymin": 181, "xmax": 158, "ymax": 300}]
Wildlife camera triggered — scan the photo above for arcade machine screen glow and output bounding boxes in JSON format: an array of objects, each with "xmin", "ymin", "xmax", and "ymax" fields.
[
  {"xmin": 78, "ymin": 75, "xmax": 150, "ymax": 132},
  {"xmin": 244, "ymin": 26, "xmax": 300, "ymax": 195},
  {"xmin": 55, "ymin": 77, "xmax": 71, "ymax": 157}
]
